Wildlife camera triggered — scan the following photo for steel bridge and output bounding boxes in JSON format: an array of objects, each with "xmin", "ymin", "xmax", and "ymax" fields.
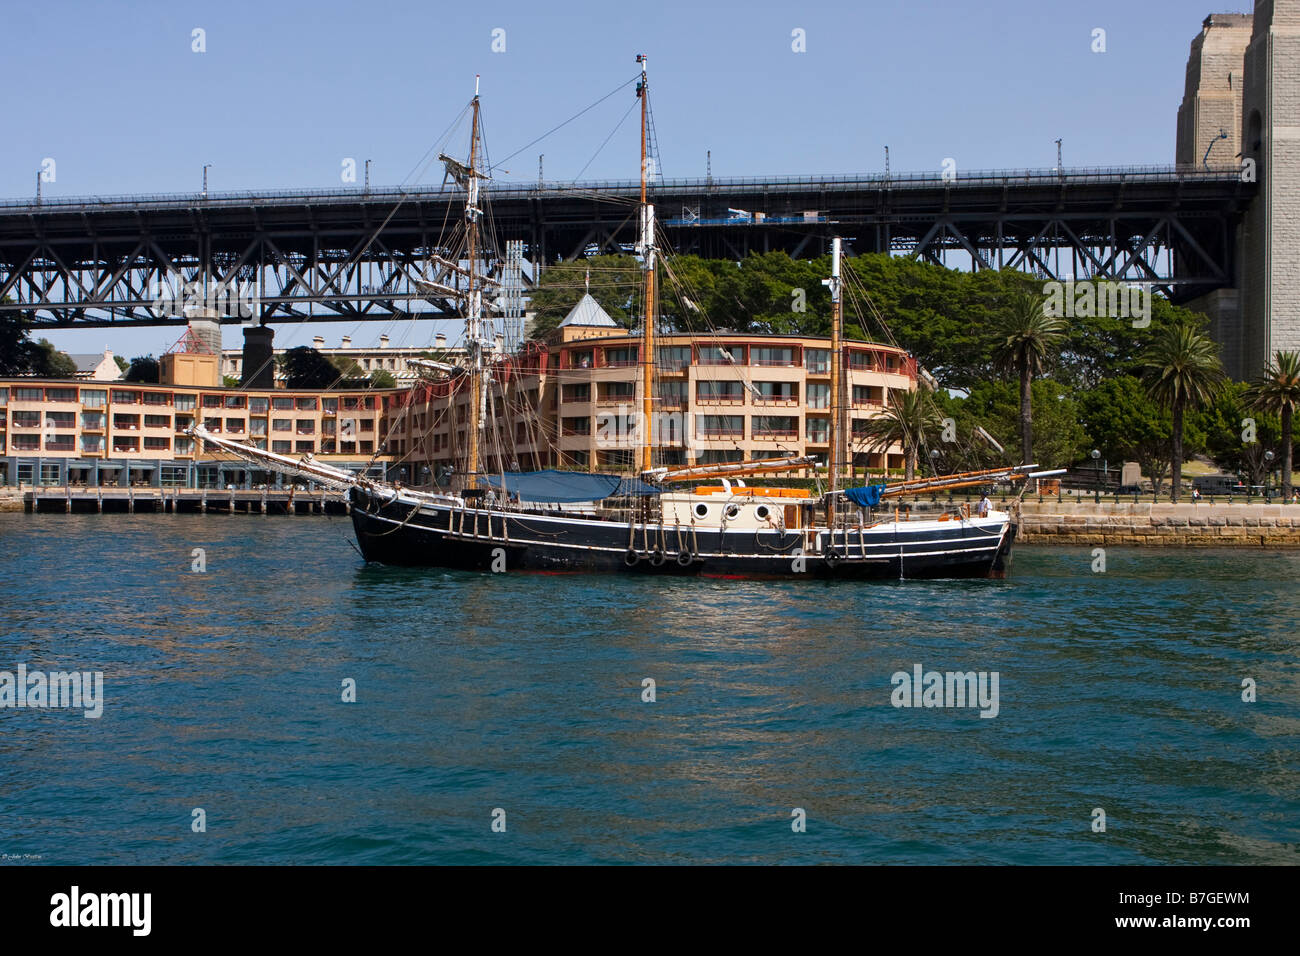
[{"xmin": 0, "ymin": 164, "xmax": 1252, "ymax": 327}]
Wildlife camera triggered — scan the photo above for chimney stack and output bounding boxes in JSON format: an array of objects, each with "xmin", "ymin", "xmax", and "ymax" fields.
[
  {"xmin": 341, "ymin": 335, "xmax": 352, "ymax": 348},
  {"xmin": 379, "ymin": 334, "xmax": 390, "ymax": 348},
  {"xmin": 435, "ymin": 333, "xmax": 446, "ymax": 348},
  {"xmin": 313, "ymin": 335, "xmax": 325, "ymax": 348}
]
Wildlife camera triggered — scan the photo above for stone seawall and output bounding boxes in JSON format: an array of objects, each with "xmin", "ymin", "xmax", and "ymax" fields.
[{"xmin": 1014, "ymin": 500, "xmax": 1300, "ymax": 547}]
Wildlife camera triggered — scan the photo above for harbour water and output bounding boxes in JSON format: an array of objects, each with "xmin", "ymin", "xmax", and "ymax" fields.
[{"xmin": 1, "ymin": 512, "xmax": 1296, "ymax": 865}]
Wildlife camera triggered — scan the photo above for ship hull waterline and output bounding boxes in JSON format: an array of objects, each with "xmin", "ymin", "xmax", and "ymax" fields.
[{"xmin": 348, "ymin": 487, "xmax": 1016, "ymax": 580}]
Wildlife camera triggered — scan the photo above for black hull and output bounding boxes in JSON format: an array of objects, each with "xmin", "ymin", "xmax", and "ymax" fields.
[{"xmin": 348, "ymin": 488, "xmax": 1015, "ymax": 580}]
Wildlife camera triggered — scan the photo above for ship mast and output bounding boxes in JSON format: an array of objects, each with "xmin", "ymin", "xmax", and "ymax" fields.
[
  {"xmin": 636, "ymin": 54, "xmax": 656, "ymax": 474},
  {"xmin": 464, "ymin": 79, "xmax": 485, "ymax": 487},
  {"xmin": 825, "ymin": 236, "xmax": 843, "ymax": 519}
]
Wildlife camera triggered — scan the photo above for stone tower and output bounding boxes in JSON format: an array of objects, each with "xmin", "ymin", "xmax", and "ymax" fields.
[
  {"xmin": 1176, "ymin": 13, "xmax": 1253, "ymax": 170},
  {"xmin": 1237, "ymin": 0, "xmax": 1300, "ymax": 379},
  {"xmin": 1178, "ymin": 3, "xmax": 1300, "ymax": 380}
]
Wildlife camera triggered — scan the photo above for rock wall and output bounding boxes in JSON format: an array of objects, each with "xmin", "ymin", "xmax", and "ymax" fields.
[{"xmin": 1015, "ymin": 500, "xmax": 1300, "ymax": 546}]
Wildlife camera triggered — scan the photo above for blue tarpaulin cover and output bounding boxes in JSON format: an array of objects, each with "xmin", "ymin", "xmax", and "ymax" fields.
[
  {"xmin": 844, "ymin": 483, "xmax": 887, "ymax": 508},
  {"xmin": 482, "ymin": 470, "xmax": 659, "ymax": 503}
]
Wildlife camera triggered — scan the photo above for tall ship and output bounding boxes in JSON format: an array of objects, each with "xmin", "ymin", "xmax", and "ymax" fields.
[{"xmin": 192, "ymin": 59, "xmax": 1058, "ymax": 579}]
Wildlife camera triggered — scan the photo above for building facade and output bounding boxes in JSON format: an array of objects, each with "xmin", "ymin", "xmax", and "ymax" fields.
[
  {"xmin": 383, "ymin": 319, "xmax": 916, "ymax": 482},
  {"xmin": 0, "ymin": 379, "xmax": 394, "ymax": 489},
  {"xmin": 221, "ymin": 332, "xmax": 475, "ymax": 386}
]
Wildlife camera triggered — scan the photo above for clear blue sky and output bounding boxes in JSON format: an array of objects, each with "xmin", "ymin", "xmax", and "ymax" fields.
[{"xmin": 2, "ymin": 0, "xmax": 1243, "ymax": 356}]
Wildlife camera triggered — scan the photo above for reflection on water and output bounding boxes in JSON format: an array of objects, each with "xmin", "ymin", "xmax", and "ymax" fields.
[{"xmin": 0, "ymin": 513, "xmax": 1297, "ymax": 864}]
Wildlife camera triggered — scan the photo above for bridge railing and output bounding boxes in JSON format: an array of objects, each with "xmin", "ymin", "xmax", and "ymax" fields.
[{"xmin": 0, "ymin": 164, "xmax": 1246, "ymax": 212}]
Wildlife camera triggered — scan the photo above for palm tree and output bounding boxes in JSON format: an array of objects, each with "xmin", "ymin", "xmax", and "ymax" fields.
[
  {"xmin": 992, "ymin": 291, "xmax": 1066, "ymax": 464},
  {"xmin": 854, "ymin": 388, "xmax": 941, "ymax": 481},
  {"xmin": 1246, "ymin": 350, "xmax": 1300, "ymax": 499},
  {"xmin": 1139, "ymin": 322, "xmax": 1225, "ymax": 502}
]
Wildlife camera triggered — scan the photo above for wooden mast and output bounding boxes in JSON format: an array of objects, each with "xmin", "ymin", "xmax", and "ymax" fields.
[
  {"xmin": 465, "ymin": 78, "xmax": 484, "ymax": 488},
  {"xmin": 636, "ymin": 54, "xmax": 656, "ymax": 474},
  {"xmin": 825, "ymin": 236, "xmax": 843, "ymax": 520}
]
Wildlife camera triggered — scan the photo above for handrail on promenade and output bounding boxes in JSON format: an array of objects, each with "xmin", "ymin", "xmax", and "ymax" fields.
[{"xmin": 0, "ymin": 164, "xmax": 1247, "ymax": 213}]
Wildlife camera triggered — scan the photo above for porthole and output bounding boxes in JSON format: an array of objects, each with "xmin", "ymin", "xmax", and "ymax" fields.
[
  {"xmin": 694, "ymin": 503, "xmax": 709, "ymax": 518},
  {"xmin": 725, "ymin": 504, "xmax": 740, "ymax": 519},
  {"xmin": 755, "ymin": 505, "xmax": 770, "ymax": 520}
]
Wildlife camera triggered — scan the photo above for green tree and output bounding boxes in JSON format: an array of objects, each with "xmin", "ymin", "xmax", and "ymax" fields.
[
  {"xmin": 1245, "ymin": 350, "xmax": 1300, "ymax": 499},
  {"xmin": 124, "ymin": 355, "xmax": 161, "ymax": 383},
  {"xmin": 528, "ymin": 256, "xmax": 642, "ymax": 337},
  {"xmin": 1080, "ymin": 375, "xmax": 1178, "ymax": 494},
  {"xmin": 280, "ymin": 346, "xmax": 341, "ymax": 389},
  {"xmin": 1139, "ymin": 322, "xmax": 1225, "ymax": 501},
  {"xmin": 991, "ymin": 291, "xmax": 1066, "ymax": 464},
  {"xmin": 0, "ymin": 308, "xmax": 78, "ymax": 377},
  {"xmin": 852, "ymin": 387, "xmax": 942, "ymax": 480},
  {"xmin": 369, "ymin": 368, "xmax": 397, "ymax": 388},
  {"xmin": 959, "ymin": 378, "xmax": 1089, "ymax": 471}
]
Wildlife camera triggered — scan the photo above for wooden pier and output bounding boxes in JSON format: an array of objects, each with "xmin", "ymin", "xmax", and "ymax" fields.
[{"xmin": 17, "ymin": 486, "xmax": 351, "ymax": 516}]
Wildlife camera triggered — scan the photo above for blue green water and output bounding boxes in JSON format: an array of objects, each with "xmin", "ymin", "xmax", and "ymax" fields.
[{"xmin": 0, "ymin": 512, "xmax": 1297, "ymax": 865}]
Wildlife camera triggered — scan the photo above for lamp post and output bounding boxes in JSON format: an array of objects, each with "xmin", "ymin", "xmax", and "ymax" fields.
[
  {"xmin": 929, "ymin": 448, "xmax": 940, "ymax": 476},
  {"xmin": 1091, "ymin": 449, "xmax": 1101, "ymax": 503},
  {"xmin": 1265, "ymin": 450, "xmax": 1275, "ymax": 499}
]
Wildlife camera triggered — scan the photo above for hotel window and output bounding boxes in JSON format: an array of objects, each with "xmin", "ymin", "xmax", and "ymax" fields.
[
  {"xmin": 81, "ymin": 412, "xmax": 104, "ymax": 429},
  {"xmin": 561, "ymin": 383, "xmax": 591, "ymax": 403},
  {"xmin": 848, "ymin": 351, "xmax": 879, "ymax": 371},
  {"xmin": 46, "ymin": 388, "xmax": 78, "ymax": 403},
  {"xmin": 271, "ymin": 440, "xmax": 291, "ymax": 454},
  {"xmin": 853, "ymin": 385, "xmax": 883, "ymax": 405},
  {"xmin": 249, "ymin": 397, "xmax": 269, "ymax": 414},
  {"xmin": 320, "ymin": 440, "xmax": 336, "ymax": 453},
  {"xmin": 144, "ymin": 437, "xmax": 170, "ymax": 451},
  {"xmin": 359, "ymin": 440, "xmax": 374, "ymax": 453},
  {"xmin": 599, "ymin": 381, "xmax": 635, "ymax": 402},
  {"xmin": 657, "ymin": 346, "xmax": 691, "ymax": 371},
  {"xmin": 273, "ymin": 397, "xmax": 294, "ymax": 410},
  {"xmin": 225, "ymin": 418, "xmax": 245, "ymax": 433},
  {"xmin": 0, "ymin": 387, "xmax": 7, "ymax": 405},
  {"xmin": 296, "ymin": 397, "xmax": 317, "ymax": 410},
  {"xmin": 143, "ymin": 391, "xmax": 170, "ymax": 406},
  {"xmin": 80, "ymin": 435, "xmax": 104, "ymax": 453},
  {"xmin": 161, "ymin": 467, "xmax": 188, "ymax": 487},
  {"xmin": 81, "ymin": 389, "xmax": 106, "ymax": 408},
  {"xmin": 250, "ymin": 419, "xmax": 268, "ymax": 436},
  {"xmin": 15, "ymin": 387, "xmax": 44, "ymax": 401},
  {"xmin": 605, "ymin": 347, "xmax": 638, "ymax": 367},
  {"xmin": 804, "ymin": 349, "xmax": 830, "ymax": 374},
  {"xmin": 321, "ymin": 420, "xmax": 335, "ymax": 436},
  {"xmin": 202, "ymin": 417, "xmax": 221, "ymax": 432},
  {"xmin": 295, "ymin": 441, "xmax": 315, "ymax": 453},
  {"xmin": 696, "ymin": 380, "xmax": 743, "ymax": 402},
  {"xmin": 45, "ymin": 411, "xmax": 75, "ymax": 429},
  {"xmin": 296, "ymin": 419, "xmax": 315, "ymax": 435},
  {"xmin": 806, "ymin": 417, "xmax": 830, "ymax": 443},
  {"xmin": 565, "ymin": 450, "xmax": 589, "ymax": 467},
  {"xmin": 698, "ymin": 345, "xmax": 739, "ymax": 366},
  {"xmin": 598, "ymin": 450, "xmax": 634, "ymax": 468},
  {"xmin": 144, "ymin": 414, "xmax": 171, "ymax": 428},
  {"xmin": 807, "ymin": 383, "xmax": 829, "ymax": 409},
  {"xmin": 174, "ymin": 438, "xmax": 195, "ymax": 455},
  {"xmin": 322, "ymin": 398, "xmax": 338, "ymax": 413},
  {"xmin": 223, "ymin": 395, "xmax": 245, "ymax": 409},
  {"xmin": 45, "ymin": 434, "xmax": 75, "ymax": 451},
  {"xmin": 272, "ymin": 419, "xmax": 292, "ymax": 432},
  {"xmin": 751, "ymin": 347, "xmax": 794, "ymax": 367},
  {"xmin": 359, "ymin": 420, "xmax": 374, "ymax": 432},
  {"xmin": 752, "ymin": 416, "xmax": 797, "ymax": 438},
  {"xmin": 173, "ymin": 394, "xmax": 196, "ymax": 411},
  {"xmin": 11, "ymin": 411, "xmax": 41, "ymax": 428},
  {"xmin": 697, "ymin": 449, "xmax": 745, "ymax": 464},
  {"xmin": 569, "ymin": 350, "xmax": 593, "ymax": 369},
  {"xmin": 40, "ymin": 464, "xmax": 62, "ymax": 485},
  {"xmin": 113, "ymin": 437, "xmax": 140, "ymax": 452},
  {"xmin": 755, "ymin": 382, "xmax": 797, "ymax": 402},
  {"xmin": 12, "ymin": 434, "xmax": 40, "ymax": 451},
  {"xmin": 698, "ymin": 415, "xmax": 743, "ymax": 438},
  {"xmin": 562, "ymin": 416, "xmax": 591, "ymax": 436},
  {"xmin": 202, "ymin": 394, "xmax": 223, "ymax": 408},
  {"xmin": 656, "ymin": 380, "xmax": 687, "ymax": 406},
  {"xmin": 251, "ymin": 439, "xmax": 267, "ymax": 451}
]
